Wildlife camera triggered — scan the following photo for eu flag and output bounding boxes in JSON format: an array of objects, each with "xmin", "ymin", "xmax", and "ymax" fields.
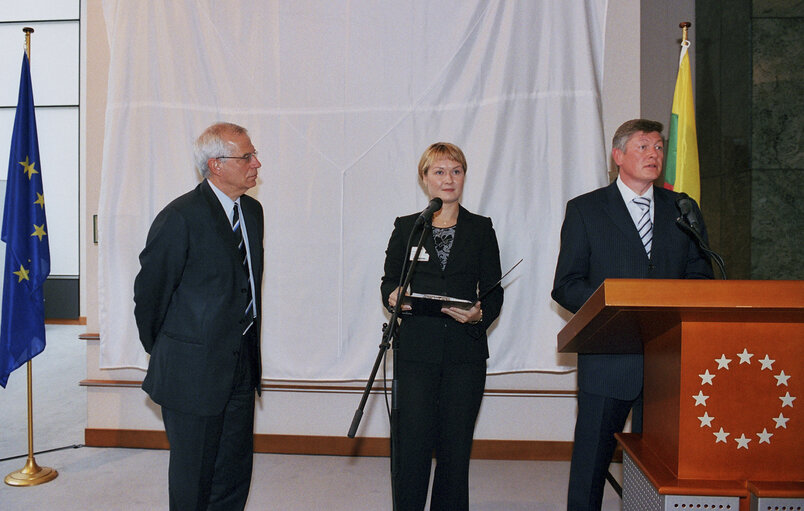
[{"xmin": 0, "ymin": 53, "xmax": 50, "ymax": 387}]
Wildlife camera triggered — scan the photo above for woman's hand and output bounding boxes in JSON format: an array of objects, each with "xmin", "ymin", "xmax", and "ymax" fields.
[
  {"xmin": 441, "ymin": 301, "xmax": 482, "ymax": 324},
  {"xmin": 387, "ymin": 286, "xmax": 412, "ymax": 311}
]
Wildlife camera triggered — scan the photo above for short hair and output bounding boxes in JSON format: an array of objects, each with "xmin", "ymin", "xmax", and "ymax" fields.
[
  {"xmin": 417, "ymin": 142, "xmax": 467, "ymax": 181},
  {"xmin": 612, "ymin": 119, "xmax": 664, "ymax": 153},
  {"xmin": 193, "ymin": 122, "xmax": 249, "ymax": 178}
]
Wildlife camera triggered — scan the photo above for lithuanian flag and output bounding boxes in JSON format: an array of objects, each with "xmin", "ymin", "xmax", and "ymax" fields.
[{"xmin": 664, "ymin": 40, "xmax": 700, "ymax": 204}]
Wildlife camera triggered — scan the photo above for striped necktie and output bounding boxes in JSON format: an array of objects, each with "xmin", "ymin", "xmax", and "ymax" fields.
[
  {"xmin": 633, "ymin": 196, "xmax": 652, "ymax": 258},
  {"xmin": 233, "ymin": 203, "xmax": 254, "ymax": 334}
]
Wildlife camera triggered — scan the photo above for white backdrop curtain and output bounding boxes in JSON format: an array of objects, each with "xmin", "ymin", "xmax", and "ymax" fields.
[{"xmin": 98, "ymin": 0, "xmax": 609, "ymax": 379}]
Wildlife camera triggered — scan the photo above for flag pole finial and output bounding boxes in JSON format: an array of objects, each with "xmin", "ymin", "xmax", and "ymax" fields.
[
  {"xmin": 23, "ymin": 27, "xmax": 34, "ymax": 59},
  {"xmin": 679, "ymin": 22, "xmax": 691, "ymax": 45}
]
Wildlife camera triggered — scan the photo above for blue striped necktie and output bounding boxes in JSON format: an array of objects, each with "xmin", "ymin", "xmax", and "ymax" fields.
[
  {"xmin": 633, "ymin": 196, "xmax": 652, "ymax": 258},
  {"xmin": 233, "ymin": 203, "xmax": 254, "ymax": 334}
]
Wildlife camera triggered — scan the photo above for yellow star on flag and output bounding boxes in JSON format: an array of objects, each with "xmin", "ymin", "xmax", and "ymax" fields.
[
  {"xmin": 13, "ymin": 264, "xmax": 30, "ymax": 282},
  {"xmin": 34, "ymin": 193, "xmax": 45, "ymax": 209},
  {"xmin": 31, "ymin": 224, "xmax": 47, "ymax": 241},
  {"xmin": 18, "ymin": 156, "xmax": 38, "ymax": 180}
]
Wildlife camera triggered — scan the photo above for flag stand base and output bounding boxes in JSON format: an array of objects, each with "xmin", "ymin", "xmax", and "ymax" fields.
[{"xmin": 4, "ymin": 455, "xmax": 58, "ymax": 486}]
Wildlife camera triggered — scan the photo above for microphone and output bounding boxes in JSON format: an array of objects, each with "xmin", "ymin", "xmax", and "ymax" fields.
[
  {"xmin": 676, "ymin": 193, "xmax": 702, "ymax": 236},
  {"xmin": 415, "ymin": 197, "xmax": 443, "ymax": 225},
  {"xmin": 674, "ymin": 193, "xmax": 728, "ymax": 279}
]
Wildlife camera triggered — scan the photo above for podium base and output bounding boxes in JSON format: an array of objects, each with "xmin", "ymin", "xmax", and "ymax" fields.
[
  {"xmin": 747, "ymin": 481, "xmax": 804, "ymax": 511},
  {"xmin": 622, "ymin": 451, "xmax": 739, "ymax": 511},
  {"xmin": 618, "ymin": 433, "xmax": 804, "ymax": 511},
  {"xmin": 750, "ymin": 495, "xmax": 804, "ymax": 511}
]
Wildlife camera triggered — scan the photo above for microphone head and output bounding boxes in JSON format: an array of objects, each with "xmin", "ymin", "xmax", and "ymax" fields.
[
  {"xmin": 676, "ymin": 193, "xmax": 693, "ymax": 215},
  {"xmin": 416, "ymin": 197, "xmax": 445, "ymax": 225}
]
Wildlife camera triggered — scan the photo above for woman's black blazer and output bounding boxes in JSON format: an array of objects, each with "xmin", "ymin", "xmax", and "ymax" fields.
[{"xmin": 381, "ymin": 205, "xmax": 503, "ymax": 364}]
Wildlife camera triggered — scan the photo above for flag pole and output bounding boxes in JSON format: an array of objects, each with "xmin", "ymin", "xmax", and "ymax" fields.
[{"xmin": 4, "ymin": 27, "xmax": 57, "ymax": 488}]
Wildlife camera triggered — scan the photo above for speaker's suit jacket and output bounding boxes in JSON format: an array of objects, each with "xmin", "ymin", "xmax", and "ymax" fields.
[
  {"xmin": 551, "ymin": 181, "xmax": 712, "ymax": 400},
  {"xmin": 381, "ymin": 205, "xmax": 504, "ymax": 363},
  {"xmin": 134, "ymin": 179, "xmax": 264, "ymax": 416}
]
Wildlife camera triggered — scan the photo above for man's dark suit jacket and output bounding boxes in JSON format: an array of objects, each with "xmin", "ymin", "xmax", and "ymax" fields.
[
  {"xmin": 134, "ymin": 179, "xmax": 264, "ymax": 416},
  {"xmin": 381, "ymin": 205, "xmax": 504, "ymax": 363},
  {"xmin": 552, "ymin": 181, "xmax": 712, "ymax": 400}
]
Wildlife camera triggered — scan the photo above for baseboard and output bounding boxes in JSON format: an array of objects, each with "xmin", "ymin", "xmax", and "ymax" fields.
[
  {"xmin": 46, "ymin": 316, "xmax": 87, "ymax": 325},
  {"xmin": 86, "ymin": 428, "xmax": 170, "ymax": 450},
  {"xmin": 84, "ymin": 429, "xmax": 573, "ymax": 460}
]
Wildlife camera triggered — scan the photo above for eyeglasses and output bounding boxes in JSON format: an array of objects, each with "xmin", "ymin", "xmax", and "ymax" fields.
[{"xmin": 216, "ymin": 151, "xmax": 259, "ymax": 162}]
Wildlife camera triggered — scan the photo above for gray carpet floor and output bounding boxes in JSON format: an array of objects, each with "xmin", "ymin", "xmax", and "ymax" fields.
[{"xmin": 0, "ymin": 325, "xmax": 623, "ymax": 510}]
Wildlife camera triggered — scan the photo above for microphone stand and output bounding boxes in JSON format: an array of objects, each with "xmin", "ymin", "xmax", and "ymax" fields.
[
  {"xmin": 348, "ymin": 221, "xmax": 431, "ymax": 511},
  {"xmin": 675, "ymin": 217, "xmax": 727, "ymax": 279}
]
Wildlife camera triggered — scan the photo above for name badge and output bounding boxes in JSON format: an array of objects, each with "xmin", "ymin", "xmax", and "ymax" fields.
[{"xmin": 409, "ymin": 246, "xmax": 430, "ymax": 261}]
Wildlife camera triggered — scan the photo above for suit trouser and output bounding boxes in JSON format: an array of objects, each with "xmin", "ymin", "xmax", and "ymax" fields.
[
  {"xmin": 567, "ymin": 389, "xmax": 642, "ymax": 511},
  {"xmin": 394, "ymin": 357, "xmax": 486, "ymax": 511},
  {"xmin": 161, "ymin": 330, "xmax": 258, "ymax": 511}
]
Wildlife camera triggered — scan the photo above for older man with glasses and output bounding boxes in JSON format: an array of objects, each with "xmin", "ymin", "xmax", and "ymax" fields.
[{"xmin": 134, "ymin": 122, "xmax": 265, "ymax": 511}]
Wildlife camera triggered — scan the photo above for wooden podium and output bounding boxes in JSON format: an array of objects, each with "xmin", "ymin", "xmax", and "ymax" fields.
[{"xmin": 557, "ymin": 279, "xmax": 803, "ymax": 510}]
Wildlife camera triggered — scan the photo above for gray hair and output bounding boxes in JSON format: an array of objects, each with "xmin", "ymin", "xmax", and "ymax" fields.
[
  {"xmin": 612, "ymin": 119, "xmax": 664, "ymax": 153},
  {"xmin": 193, "ymin": 122, "xmax": 249, "ymax": 178}
]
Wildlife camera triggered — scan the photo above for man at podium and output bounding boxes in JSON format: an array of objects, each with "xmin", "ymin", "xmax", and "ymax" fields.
[{"xmin": 551, "ymin": 118, "xmax": 713, "ymax": 511}]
